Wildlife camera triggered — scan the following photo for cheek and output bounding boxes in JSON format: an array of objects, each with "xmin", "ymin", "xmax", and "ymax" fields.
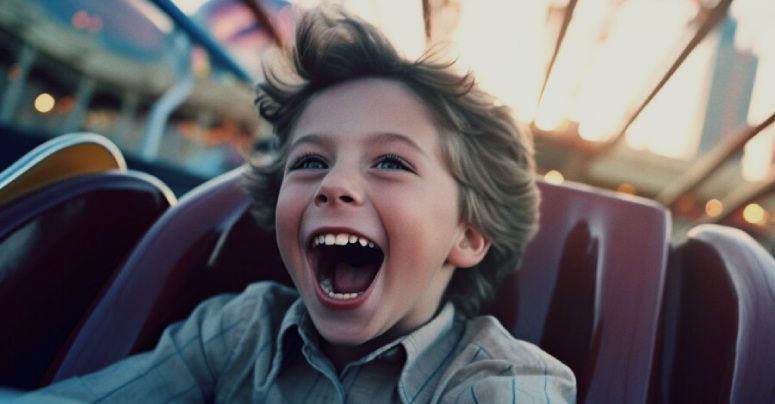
[
  {"xmin": 275, "ymin": 184, "xmax": 293, "ymax": 233},
  {"xmin": 382, "ymin": 182, "xmax": 460, "ymax": 263},
  {"xmin": 275, "ymin": 182, "xmax": 305, "ymax": 263}
]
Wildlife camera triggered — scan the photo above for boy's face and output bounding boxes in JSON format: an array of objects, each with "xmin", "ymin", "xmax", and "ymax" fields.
[{"xmin": 275, "ymin": 78, "xmax": 476, "ymax": 349}]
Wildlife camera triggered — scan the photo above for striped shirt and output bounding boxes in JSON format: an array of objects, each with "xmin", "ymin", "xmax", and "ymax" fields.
[{"xmin": 26, "ymin": 282, "xmax": 576, "ymax": 403}]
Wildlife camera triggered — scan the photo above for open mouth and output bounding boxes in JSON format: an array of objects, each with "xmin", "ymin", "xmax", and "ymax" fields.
[{"xmin": 309, "ymin": 232, "xmax": 384, "ymax": 301}]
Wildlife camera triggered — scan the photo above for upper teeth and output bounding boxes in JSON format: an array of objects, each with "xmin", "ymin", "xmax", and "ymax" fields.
[{"xmin": 312, "ymin": 233, "xmax": 376, "ymax": 248}]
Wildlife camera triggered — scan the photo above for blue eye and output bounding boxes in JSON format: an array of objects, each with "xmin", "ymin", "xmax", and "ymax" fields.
[
  {"xmin": 290, "ymin": 153, "xmax": 327, "ymax": 170},
  {"xmin": 374, "ymin": 154, "xmax": 413, "ymax": 172}
]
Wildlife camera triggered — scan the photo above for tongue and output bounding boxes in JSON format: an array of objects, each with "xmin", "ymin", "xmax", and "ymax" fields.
[{"xmin": 333, "ymin": 262, "xmax": 378, "ymax": 293}]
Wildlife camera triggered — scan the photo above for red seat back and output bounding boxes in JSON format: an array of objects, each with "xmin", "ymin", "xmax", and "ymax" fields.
[
  {"xmin": 656, "ymin": 224, "xmax": 775, "ymax": 404},
  {"xmin": 0, "ymin": 171, "xmax": 173, "ymax": 389},
  {"xmin": 488, "ymin": 181, "xmax": 670, "ymax": 403},
  {"xmin": 49, "ymin": 168, "xmax": 288, "ymax": 383}
]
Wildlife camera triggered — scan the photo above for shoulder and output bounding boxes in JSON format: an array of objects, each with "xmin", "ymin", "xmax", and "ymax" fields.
[
  {"xmin": 233, "ymin": 281, "xmax": 299, "ymax": 313},
  {"xmin": 198, "ymin": 281, "xmax": 299, "ymax": 323},
  {"xmin": 435, "ymin": 315, "xmax": 577, "ymax": 403},
  {"xmin": 173, "ymin": 281, "xmax": 301, "ymax": 383},
  {"xmin": 460, "ymin": 315, "xmax": 569, "ymax": 372},
  {"xmin": 180, "ymin": 281, "xmax": 300, "ymax": 360}
]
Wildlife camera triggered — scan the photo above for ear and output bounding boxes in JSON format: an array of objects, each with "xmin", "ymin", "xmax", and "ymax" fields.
[{"xmin": 447, "ymin": 226, "xmax": 491, "ymax": 269}]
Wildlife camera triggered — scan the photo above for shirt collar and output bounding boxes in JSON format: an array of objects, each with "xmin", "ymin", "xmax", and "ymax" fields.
[
  {"xmin": 397, "ymin": 303, "xmax": 463, "ymax": 402},
  {"xmin": 275, "ymin": 299, "xmax": 463, "ymax": 388}
]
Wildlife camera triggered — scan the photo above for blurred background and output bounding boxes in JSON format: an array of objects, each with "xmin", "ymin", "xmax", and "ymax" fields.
[{"xmin": 0, "ymin": 0, "xmax": 773, "ymax": 249}]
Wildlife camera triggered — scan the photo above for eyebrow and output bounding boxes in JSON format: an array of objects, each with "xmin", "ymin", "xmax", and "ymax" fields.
[
  {"xmin": 288, "ymin": 133, "xmax": 330, "ymax": 152},
  {"xmin": 289, "ymin": 132, "xmax": 429, "ymax": 159},
  {"xmin": 370, "ymin": 132, "xmax": 429, "ymax": 158}
]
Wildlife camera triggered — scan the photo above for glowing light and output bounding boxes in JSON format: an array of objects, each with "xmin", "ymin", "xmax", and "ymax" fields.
[
  {"xmin": 171, "ymin": 0, "xmax": 210, "ymax": 14},
  {"xmin": 624, "ymin": 29, "xmax": 712, "ymax": 159},
  {"xmin": 452, "ymin": 0, "xmax": 549, "ymax": 124},
  {"xmin": 534, "ymin": 110, "xmax": 565, "ymax": 132},
  {"xmin": 616, "ymin": 183, "xmax": 636, "ymax": 195},
  {"xmin": 742, "ymin": 128, "xmax": 774, "ymax": 182},
  {"xmin": 746, "ymin": 43, "xmax": 775, "ymax": 125},
  {"xmin": 7, "ymin": 64, "xmax": 21, "ymax": 80},
  {"xmin": 535, "ymin": 0, "xmax": 606, "ymax": 134},
  {"xmin": 675, "ymin": 195, "xmax": 696, "ymax": 215},
  {"xmin": 743, "ymin": 203, "xmax": 767, "ymax": 225},
  {"xmin": 574, "ymin": 1, "xmax": 699, "ymax": 146},
  {"xmin": 544, "ymin": 170, "xmax": 565, "ymax": 184},
  {"xmin": 344, "ymin": 0, "xmax": 425, "ymax": 59},
  {"xmin": 34, "ymin": 93, "xmax": 55, "ymax": 113},
  {"xmin": 705, "ymin": 199, "xmax": 723, "ymax": 217},
  {"xmin": 71, "ymin": 10, "xmax": 103, "ymax": 33},
  {"xmin": 71, "ymin": 10, "xmax": 89, "ymax": 29},
  {"xmin": 57, "ymin": 96, "xmax": 75, "ymax": 113},
  {"xmin": 741, "ymin": 1, "xmax": 775, "ymax": 182}
]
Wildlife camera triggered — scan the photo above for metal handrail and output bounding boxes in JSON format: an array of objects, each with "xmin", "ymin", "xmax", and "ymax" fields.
[{"xmin": 148, "ymin": 0, "xmax": 254, "ymax": 83}]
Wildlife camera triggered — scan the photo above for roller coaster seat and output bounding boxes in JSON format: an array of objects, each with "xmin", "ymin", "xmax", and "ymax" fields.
[{"xmin": 49, "ymin": 168, "xmax": 672, "ymax": 404}]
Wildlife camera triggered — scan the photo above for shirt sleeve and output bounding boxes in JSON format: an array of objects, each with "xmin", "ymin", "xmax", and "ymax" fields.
[
  {"xmin": 19, "ymin": 291, "xmax": 253, "ymax": 403},
  {"xmin": 438, "ymin": 358, "xmax": 577, "ymax": 404}
]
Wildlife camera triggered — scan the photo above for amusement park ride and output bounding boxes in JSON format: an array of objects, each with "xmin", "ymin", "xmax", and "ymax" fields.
[{"xmin": 0, "ymin": 0, "xmax": 774, "ymax": 402}]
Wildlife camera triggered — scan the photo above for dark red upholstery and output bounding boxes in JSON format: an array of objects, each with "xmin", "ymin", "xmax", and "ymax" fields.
[
  {"xmin": 0, "ymin": 171, "xmax": 174, "ymax": 389},
  {"xmin": 656, "ymin": 224, "xmax": 775, "ymax": 404},
  {"xmin": 49, "ymin": 167, "xmax": 289, "ymax": 383},
  {"xmin": 487, "ymin": 180, "xmax": 671, "ymax": 403},
  {"xmin": 49, "ymin": 172, "xmax": 671, "ymax": 404}
]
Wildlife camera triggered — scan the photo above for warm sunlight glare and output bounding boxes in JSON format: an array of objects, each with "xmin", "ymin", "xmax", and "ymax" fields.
[
  {"xmin": 454, "ymin": 0, "xmax": 550, "ymax": 123},
  {"xmin": 736, "ymin": 0, "xmax": 775, "ymax": 181},
  {"xmin": 742, "ymin": 128, "xmax": 774, "ymax": 181},
  {"xmin": 344, "ymin": 0, "xmax": 425, "ymax": 59},
  {"xmin": 578, "ymin": 1, "xmax": 699, "ymax": 145},
  {"xmin": 535, "ymin": 0, "xmax": 607, "ymax": 132},
  {"xmin": 624, "ymin": 32, "xmax": 711, "ymax": 159}
]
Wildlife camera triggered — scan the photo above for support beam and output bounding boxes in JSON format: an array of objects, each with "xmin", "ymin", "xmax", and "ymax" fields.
[
  {"xmin": 140, "ymin": 34, "xmax": 193, "ymax": 161},
  {"xmin": 422, "ymin": 0, "xmax": 431, "ymax": 41},
  {"xmin": 239, "ymin": 0, "xmax": 284, "ymax": 48},
  {"xmin": 62, "ymin": 74, "xmax": 97, "ymax": 133},
  {"xmin": 149, "ymin": 0, "xmax": 253, "ymax": 82},
  {"xmin": 566, "ymin": 0, "xmax": 733, "ymax": 180},
  {"xmin": 0, "ymin": 45, "xmax": 37, "ymax": 124},
  {"xmin": 657, "ymin": 110, "xmax": 775, "ymax": 207},
  {"xmin": 537, "ymin": 0, "xmax": 578, "ymax": 108}
]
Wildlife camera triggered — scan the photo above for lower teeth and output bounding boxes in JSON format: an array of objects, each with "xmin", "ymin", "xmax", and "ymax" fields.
[{"xmin": 320, "ymin": 278, "xmax": 362, "ymax": 300}]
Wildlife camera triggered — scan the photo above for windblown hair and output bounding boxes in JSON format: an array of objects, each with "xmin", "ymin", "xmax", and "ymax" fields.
[{"xmin": 245, "ymin": 7, "xmax": 539, "ymax": 317}]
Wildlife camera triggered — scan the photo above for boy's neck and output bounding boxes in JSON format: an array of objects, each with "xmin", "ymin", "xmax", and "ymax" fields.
[
  {"xmin": 320, "ymin": 341, "xmax": 363, "ymax": 373},
  {"xmin": 318, "ymin": 304, "xmax": 447, "ymax": 373}
]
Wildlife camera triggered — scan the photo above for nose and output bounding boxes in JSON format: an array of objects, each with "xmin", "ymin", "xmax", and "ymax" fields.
[{"xmin": 314, "ymin": 167, "xmax": 363, "ymax": 207}]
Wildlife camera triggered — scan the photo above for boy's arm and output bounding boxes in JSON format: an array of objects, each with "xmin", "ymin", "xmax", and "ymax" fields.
[{"xmin": 20, "ymin": 292, "xmax": 250, "ymax": 403}]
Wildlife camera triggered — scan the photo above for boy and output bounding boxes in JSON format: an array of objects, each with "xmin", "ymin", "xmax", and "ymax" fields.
[{"xmin": 26, "ymin": 7, "xmax": 575, "ymax": 403}]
